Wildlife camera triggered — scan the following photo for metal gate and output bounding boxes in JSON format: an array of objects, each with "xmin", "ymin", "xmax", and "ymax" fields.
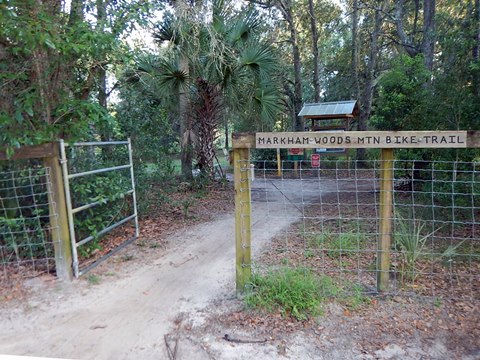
[{"xmin": 59, "ymin": 139, "xmax": 139, "ymax": 277}]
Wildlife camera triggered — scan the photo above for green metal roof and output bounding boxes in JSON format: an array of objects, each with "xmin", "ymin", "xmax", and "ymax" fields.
[{"xmin": 298, "ymin": 100, "xmax": 358, "ymax": 118}]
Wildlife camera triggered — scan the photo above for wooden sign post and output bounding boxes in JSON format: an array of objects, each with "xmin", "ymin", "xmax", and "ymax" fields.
[
  {"xmin": 378, "ymin": 148, "xmax": 394, "ymax": 292},
  {"xmin": 276, "ymin": 148, "xmax": 282, "ymax": 176},
  {"xmin": 232, "ymin": 131, "xmax": 480, "ymax": 294},
  {"xmin": 233, "ymin": 147, "xmax": 252, "ymax": 293}
]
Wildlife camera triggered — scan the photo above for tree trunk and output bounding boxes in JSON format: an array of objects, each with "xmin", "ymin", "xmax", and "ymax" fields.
[
  {"xmin": 351, "ymin": 0, "xmax": 360, "ymax": 101},
  {"xmin": 276, "ymin": 1, "xmax": 304, "ymax": 131},
  {"xmin": 413, "ymin": 0, "xmax": 420, "ymax": 35},
  {"xmin": 475, "ymin": 0, "xmax": 480, "ymax": 62},
  {"xmin": 224, "ymin": 117, "xmax": 229, "ymax": 149},
  {"xmin": 292, "ymin": 31, "xmax": 304, "ymax": 131},
  {"xmin": 308, "ymin": 0, "xmax": 320, "ymax": 103},
  {"xmin": 357, "ymin": 3, "xmax": 383, "ymax": 164},
  {"xmin": 97, "ymin": 0, "xmax": 107, "ymax": 110},
  {"xmin": 394, "ymin": 0, "xmax": 420, "ymax": 57},
  {"xmin": 172, "ymin": 0, "xmax": 194, "ymax": 180},
  {"xmin": 421, "ymin": 0, "xmax": 436, "ymax": 72},
  {"xmin": 69, "ymin": 0, "xmax": 84, "ymax": 26},
  {"xmin": 194, "ymin": 78, "xmax": 221, "ymax": 179},
  {"xmin": 473, "ymin": 0, "xmax": 480, "ymax": 96},
  {"xmin": 31, "ymin": 1, "xmax": 56, "ymax": 124},
  {"xmin": 284, "ymin": 7, "xmax": 305, "ymax": 131},
  {"xmin": 179, "ymin": 54, "xmax": 193, "ymax": 180}
]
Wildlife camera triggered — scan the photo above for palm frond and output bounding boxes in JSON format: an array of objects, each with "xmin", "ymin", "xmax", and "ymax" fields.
[
  {"xmin": 135, "ymin": 55, "xmax": 157, "ymax": 75},
  {"xmin": 238, "ymin": 44, "xmax": 278, "ymax": 81},
  {"xmin": 212, "ymin": 0, "xmax": 227, "ymax": 33},
  {"xmin": 152, "ymin": 12, "xmax": 177, "ymax": 44},
  {"xmin": 254, "ymin": 83, "xmax": 283, "ymax": 127},
  {"xmin": 131, "ymin": 54, "xmax": 190, "ymax": 92},
  {"xmin": 155, "ymin": 57, "xmax": 190, "ymax": 91},
  {"xmin": 227, "ymin": 9, "xmax": 261, "ymax": 46}
]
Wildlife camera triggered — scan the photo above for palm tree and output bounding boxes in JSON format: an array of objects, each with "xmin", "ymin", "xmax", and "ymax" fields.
[{"xmin": 145, "ymin": 0, "xmax": 282, "ymax": 179}]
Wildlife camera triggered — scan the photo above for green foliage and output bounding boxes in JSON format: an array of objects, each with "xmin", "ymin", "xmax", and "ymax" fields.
[
  {"xmin": 72, "ymin": 174, "xmax": 130, "ymax": 213},
  {"xmin": 327, "ymin": 231, "xmax": 364, "ymax": 258},
  {"xmin": 178, "ymin": 196, "xmax": 196, "ymax": 220},
  {"xmin": 415, "ymin": 161, "xmax": 479, "ymax": 222},
  {"xmin": 394, "ymin": 210, "xmax": 439, "ymax": 282},
  {"xmin": 116, "ymin": 2, "xmax": 284, "ymax": 181},
  {"xmin": 245, "ymin": 268, "xmax": 334, "ymax": 320},
  {"xmin": 307, "ymin": 229, "xmax": 332, "ymax": 249},
  {"xmin": 370, "ymin": 55, "xmax": 430, "ymax": 132},
  {"xmin": 115, "ymin": 87, "xmax": 177, "ymax": 214},
  {"xmin": 86, "ymin": 274, "xmax": 101, "ymax": 285},
  {"xmin": 78, "ymin": 238, "xmax": 102, "ymax": 259},
  {"xmin": 245, "ymin": 268, "xmax": 368, "ymax": 320},
  {"xmin": 1, "ymin": 3, "xmax": 97, "ymax": 146},
  {"xmin": 68, "ymin": 148, "xmax": 133, "ymax": 258},
  {"xmin": 307, "ymin": 228, "xmax": 365, "ymax": 258},
  {"xmin": 149, "ymin": 2, "xmax": 282, "ymax": 133},
  {"xmin": 0, "ymin": 216, "xmax": 51, "ymax": 261},
  {"xmin": 0, "ymin": 0, "xmax": 160, "ymax": 150},
  {"xmin": 371, "ymin": 52, "xmax": 480, "ymax": 163},
  {"xmin": 0, "ymin": 166, "xmax": 53, "ymax": 264},
  {"xmin": 439, "ymin": 240, "xmax": 466, "ymax": 267}
]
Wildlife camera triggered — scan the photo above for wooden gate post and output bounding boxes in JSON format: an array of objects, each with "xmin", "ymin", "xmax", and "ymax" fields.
[
  {"xmin": 377, "ymin": 148, "xmax": 394, "ymax": 292},
  {"xmin": 44, "ymin": 144, "xmax": 73, "ymax": 281},
  {"xmin": 233, "ymin": 147, "xmax": 252, "ymax": 293}
]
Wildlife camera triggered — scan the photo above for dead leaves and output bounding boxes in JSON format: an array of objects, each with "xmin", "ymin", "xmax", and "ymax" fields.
[{"xmin": 80, "ymin": 182, "xmax": 234, "ymax": 267}]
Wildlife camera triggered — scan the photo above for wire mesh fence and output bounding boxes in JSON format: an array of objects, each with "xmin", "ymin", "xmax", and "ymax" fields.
[
  {"xmin": 245, "ymin": 158, "xmax": 479, "ymax": 302},
  {"xmin": 0, "ymin": 140, "xmax": 139, "ymax": 283},
  {"xmin": 0, "ymin": 165, "xmax": 58, "ymax": 279}
]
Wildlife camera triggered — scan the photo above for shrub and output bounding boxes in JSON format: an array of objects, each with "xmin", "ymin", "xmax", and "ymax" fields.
[{"xmin": 394, "ymin": 211, "xmax": 440, "ymax": 282}]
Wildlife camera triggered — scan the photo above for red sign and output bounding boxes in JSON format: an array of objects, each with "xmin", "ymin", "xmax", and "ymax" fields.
[
  {"xmin": 288, "ymin": 148, "xmax": 304, "ymax": 155},
  {"xmin": 311, "ymin": 153, "xmax": 320, "ymax": 167}
]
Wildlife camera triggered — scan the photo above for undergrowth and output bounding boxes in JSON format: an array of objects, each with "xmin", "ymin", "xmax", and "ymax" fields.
[{"xmin": 245, "ymin": 268, "xmax": 368, "ymax": 320}]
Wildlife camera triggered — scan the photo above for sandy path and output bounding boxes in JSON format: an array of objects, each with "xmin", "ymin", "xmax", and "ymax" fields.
[
  {"xmin": 0, "ymin": 177, "xmax": 375, "ymax": 359},
  {"xmin": 0, "ymin": 183, "xmax": 306, "ymax": 359}
]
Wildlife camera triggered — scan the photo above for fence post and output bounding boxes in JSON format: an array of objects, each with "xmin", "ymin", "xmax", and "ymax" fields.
[
  {"xmin": 276, "ymin": 148, "xmax": 282, "ymax": 177},
  {"xmin": 44, "ymin": 143, "xmax": 73, "ymax": 281},
  {"xmin": 233, "ymin": 147, "xmax": 252, "ymax": 293},
  {"xmin": 377, "ymin": 148, "xmax": 394, "ymax": 292}
]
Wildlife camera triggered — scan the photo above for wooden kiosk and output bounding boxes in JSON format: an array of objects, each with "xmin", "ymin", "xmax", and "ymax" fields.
[
  {"xmin": 299, "ymin": 100, "xmax": 359, "ymax": 132},
  {"xmin": 299, "ymin": 100, "xmax": 359, "ymax": 157}
]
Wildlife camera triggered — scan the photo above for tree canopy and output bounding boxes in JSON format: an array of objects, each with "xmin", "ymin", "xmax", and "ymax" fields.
[{"xmin": 1, "ymin": 0, "xmax": 479, "ymax": 168}]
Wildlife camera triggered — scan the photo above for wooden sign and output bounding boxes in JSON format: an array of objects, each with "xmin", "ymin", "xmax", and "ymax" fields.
[
  {"xmin": 311, "ymin": 153, "xmax": 320, "ymax": 167},
  {"xmin": 0, "ymin": 143, "xmax": 56, "ymax": 160},
  {"xmin": 255, "ymin": 131, "xmax": 472, "ymax": 149}
]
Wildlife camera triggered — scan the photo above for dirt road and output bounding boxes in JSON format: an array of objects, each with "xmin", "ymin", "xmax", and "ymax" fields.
[
  {"xmin": 0, "ymin": 178, "xmax": 337, "ymax": 359},
  {"xmin": 2, "ymin": 177, "xmax": 466, "ymax": 360}
]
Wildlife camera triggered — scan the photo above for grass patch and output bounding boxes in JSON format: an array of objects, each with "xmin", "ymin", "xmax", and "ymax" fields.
[
  {"xmin": 245, "ymin": 268, "xmax": 368, "ymax": 320},
  {"xmin": 86, "ymin": 274, "xmax": 101, "ymax": 285},
  {"xmin": 307, "ymin": 229, "xmax": 333, "ymax": 249},
  {"xmin": 121, "ymin": 254, "xmax": 134, "ymax": 262},
  {"xmin": 307, "ymin": 228, "xmax": 366, "ymax": 258},
  {"xmin": 327, "ymin": 231, "xmax": 364, "ymax": 258}
]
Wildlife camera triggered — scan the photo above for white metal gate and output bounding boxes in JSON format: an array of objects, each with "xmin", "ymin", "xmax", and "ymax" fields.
[{"xmin": 59, "ymin": 139, "xmax": 139, "ymax": 277}]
